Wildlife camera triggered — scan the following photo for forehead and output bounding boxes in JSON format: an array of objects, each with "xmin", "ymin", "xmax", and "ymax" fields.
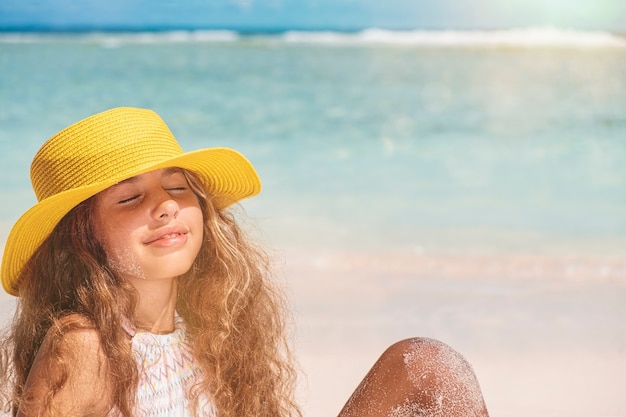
[{"xmin": 112, "ymin": 167, "xmax": 185, "ymax": 186}]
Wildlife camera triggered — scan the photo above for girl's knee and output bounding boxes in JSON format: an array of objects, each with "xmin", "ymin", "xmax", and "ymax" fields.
[
  {"xmin": 385, "ymin": 337, "xmax": 476, "ymax": 382},
  {"xmin": 382, "ymin": 337, "xmax": 488, "ymax": 416},
  {"xmin": 341, "ymin": 338, "xmax": 489, "ymax": 417},
  {"xmin": 382, "ymin": 337, "xmax": 468, "ymax": 371}
]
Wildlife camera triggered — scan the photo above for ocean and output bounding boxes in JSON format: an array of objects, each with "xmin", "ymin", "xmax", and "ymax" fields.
[{"xmin": 1, "ymin": 29, "xmax": 625, "ymax": 416}]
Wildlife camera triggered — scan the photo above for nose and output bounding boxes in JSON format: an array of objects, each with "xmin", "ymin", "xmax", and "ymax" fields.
[{"xmin": 153, "ymin": 195, "xmax": 179, "ymax": 221}]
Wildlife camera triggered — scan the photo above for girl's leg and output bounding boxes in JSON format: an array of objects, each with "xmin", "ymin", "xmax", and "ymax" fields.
[{"xmin": 338, "ymin": 338, "xmax": 489, "ymax": 417}]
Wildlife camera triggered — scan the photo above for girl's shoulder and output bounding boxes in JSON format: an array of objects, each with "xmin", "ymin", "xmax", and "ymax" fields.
[
  {"xmin": 20, "ymin": 314, "xmax": 115, "ymax": 415},
  {"xmin": 52, "ymin": 312, "xmax": 97, "ymax": 330},
  {"xmin": 36, "ymin": 313, "xmax": 108, "ymax": 385},
  {"xmin": 41, "ymin": 313, "xmax": 101, "ymax": 352}
]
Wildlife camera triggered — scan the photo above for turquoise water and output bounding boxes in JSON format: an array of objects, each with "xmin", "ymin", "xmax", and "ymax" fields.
[
  {"xmin": 2, "ymin": 33, "xmax": 625, "ymax": 417},
  {"xmin": 1, "ymin": 34, "xmax": 626, "ymax": 254}
]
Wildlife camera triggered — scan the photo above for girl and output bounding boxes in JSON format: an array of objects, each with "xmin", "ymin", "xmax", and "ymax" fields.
[{"xmin": 0, "ymin": 107, "xmax": 489, "ymax": 417}]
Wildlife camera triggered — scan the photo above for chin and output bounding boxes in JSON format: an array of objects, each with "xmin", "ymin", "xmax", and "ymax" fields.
[
  {"xmin": 149, "ymin": 254, "xmax": 197, "ymax": 277},
  {"xmin": 150, "ymin": 266, "xmax": 194, "ymax": 280}
]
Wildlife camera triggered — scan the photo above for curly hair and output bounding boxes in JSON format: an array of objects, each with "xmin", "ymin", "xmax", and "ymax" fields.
[{"xmin": 0, "ymin": 169, "xmax": 302, "ymax": 417}]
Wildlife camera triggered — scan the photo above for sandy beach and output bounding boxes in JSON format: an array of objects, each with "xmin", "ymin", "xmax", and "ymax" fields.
[
  {"xmin": 0, "ymin": 246, "xmax": 624, "ymax": 416},
  {"xmin": 282, "ymin": 249, "xmax": 626, "ymax": 417}
]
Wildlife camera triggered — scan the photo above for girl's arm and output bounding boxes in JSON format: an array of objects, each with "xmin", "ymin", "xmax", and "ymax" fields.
[{"xmin": 17, "ymin": 326, "xmax": 115, "ymax": 417}]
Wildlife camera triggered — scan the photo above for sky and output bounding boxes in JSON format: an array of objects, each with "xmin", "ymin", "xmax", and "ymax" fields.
[{"xmin": 0, "ymin": 0, "xmax": 625, "ymax": 32}]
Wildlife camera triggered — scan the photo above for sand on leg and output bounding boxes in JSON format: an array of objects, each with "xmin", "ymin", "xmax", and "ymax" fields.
[{"xmin": 337, "ymin": 338, "xmax": 489, "ymax": 417}]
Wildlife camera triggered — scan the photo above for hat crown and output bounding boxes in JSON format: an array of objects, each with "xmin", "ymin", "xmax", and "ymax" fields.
[{"xmin": 31, "ymin": 108, "xmax": 183, "ymax": 202}]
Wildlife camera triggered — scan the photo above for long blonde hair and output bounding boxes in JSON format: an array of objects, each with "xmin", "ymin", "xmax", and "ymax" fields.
[{"xmin": 0, "ymin": 169, "xmax": 301, "ymax": 417}]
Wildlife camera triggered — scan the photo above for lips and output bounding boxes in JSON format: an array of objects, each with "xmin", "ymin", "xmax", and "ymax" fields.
[{"xmin": 144, "ymin": 226, "xmax": 189, "ymax": 247}]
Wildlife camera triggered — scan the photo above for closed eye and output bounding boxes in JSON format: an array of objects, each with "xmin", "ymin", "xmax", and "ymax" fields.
[
  {"xmin": 165, "ymin": 186, "xmax": 189, "ymax": 194},
  {"xmin": 118, "ymin": 195, "xmax": 140, "ymax": 204}
]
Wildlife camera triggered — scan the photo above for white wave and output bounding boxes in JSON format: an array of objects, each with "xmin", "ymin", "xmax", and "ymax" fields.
[
  {"xmin": 282, "ymin": 27, "xmax": 626, "ymax": 48},
  {"xmin": 0, "ymin": 30, "xmax": 240, "ymax": 46},
  {"xmin": 1, "ymin": 28, "xmax": 624, "ymax": 48},
  {"xmin": 93, "ymin": 30, "xmax": 240, "ymax": 48},
  {"xmin": 282, "ymin": 31, "xmax": 355, "ymax": 44}
]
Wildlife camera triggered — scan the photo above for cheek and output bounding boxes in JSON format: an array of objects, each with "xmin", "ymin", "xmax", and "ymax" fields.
[
  {"xmin": 104, "ymin": 243, "xmax": 148, "ymax": 280},
  {"xmin": 95, "ymin": 214, "xmax": 145, "ymax": 277},
  {"xmin": 97, "ymin": 218, "xmax": 130, "ymax": 255},
  {"xmin": 100, "ymin": 229, "xmax": 140, "ymax": 275},
  {"xmin": 188, "ymin": 205, "xmax": 205, "ymax": 250}
]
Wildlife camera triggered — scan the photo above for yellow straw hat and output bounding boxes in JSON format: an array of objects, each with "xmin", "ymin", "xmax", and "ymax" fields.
[{"xmin": 1, "ymin": 107, "xmax": 261, "ymax": 296}]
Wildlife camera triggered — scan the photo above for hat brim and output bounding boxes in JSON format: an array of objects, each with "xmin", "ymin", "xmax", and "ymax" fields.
[{"xmin": 1, "ymin": 147, "xmax": 260, "ymax": 296}]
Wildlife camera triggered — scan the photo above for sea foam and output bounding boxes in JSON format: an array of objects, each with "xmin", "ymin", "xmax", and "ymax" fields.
[
  {"xmin": 0, "ymin": 30, "xmax": 240, "ymax": 46},
  {"xmin": 1, "ymin": 27, "xmax": 625, "ymax": 48},
  {"xmin": 282, "ymin": 27, "xmax": 626, "ymax": 48}
]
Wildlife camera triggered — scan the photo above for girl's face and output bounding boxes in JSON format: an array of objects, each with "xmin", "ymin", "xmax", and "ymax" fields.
[{"xmin": 93, "ymin": 168, "xmax": 204, "ymax": 282}]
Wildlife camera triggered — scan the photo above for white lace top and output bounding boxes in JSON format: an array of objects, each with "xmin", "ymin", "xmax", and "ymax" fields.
[{"xmin": 129, "ymin": 319, "xmax": 216, "ymax": 417}]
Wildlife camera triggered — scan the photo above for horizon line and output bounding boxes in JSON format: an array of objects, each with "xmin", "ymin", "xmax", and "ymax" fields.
[{"xmin": 1, "ymin": 24, "xmax": 625, "ymax": 36}]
